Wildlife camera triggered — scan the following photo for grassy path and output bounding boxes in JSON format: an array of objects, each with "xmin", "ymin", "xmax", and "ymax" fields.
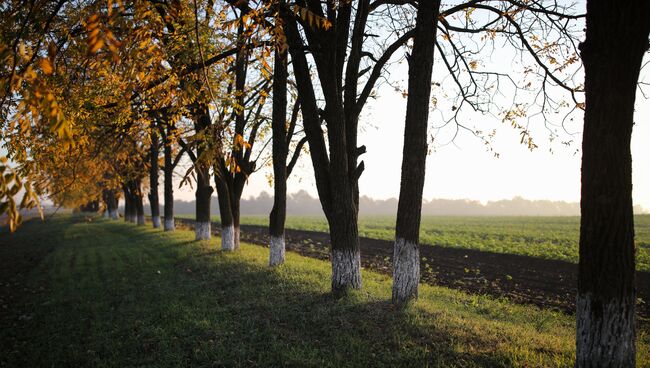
[{"xmin": 1, "ymin": 215, "xmax": 648, "ymax": 367}]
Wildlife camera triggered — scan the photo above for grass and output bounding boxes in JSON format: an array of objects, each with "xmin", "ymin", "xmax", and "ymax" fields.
[
  {"xmin": 1, "ymin": 215, "xmax": 648, "ymax": 367},
  {"xmin": 178, "ymin": 214, "xmax": 650, "ymax": 271}
]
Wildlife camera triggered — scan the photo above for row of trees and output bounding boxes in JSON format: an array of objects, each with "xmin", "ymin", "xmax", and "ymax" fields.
[{"xmin": 1, "ymin": 0, "xmax": 647, "ymax": 365}]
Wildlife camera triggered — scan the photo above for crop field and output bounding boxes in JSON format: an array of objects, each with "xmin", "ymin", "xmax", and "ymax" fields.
[{"xmin": 177, "ymin": 214, "xmax": 650, "ymax": 271}]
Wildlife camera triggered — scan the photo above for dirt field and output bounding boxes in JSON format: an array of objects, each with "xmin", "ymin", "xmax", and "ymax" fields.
[{"xmin": 175, "ymin": 218, "xmax": 650, "ymax": 321}]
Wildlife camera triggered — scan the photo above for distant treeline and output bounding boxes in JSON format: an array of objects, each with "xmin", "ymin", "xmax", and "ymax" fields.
[{"xmin": 144, "ymin": 190, "xmax": 646, "ymax": 217}]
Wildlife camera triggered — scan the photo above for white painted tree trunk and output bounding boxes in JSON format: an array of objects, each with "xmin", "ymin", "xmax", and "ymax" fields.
[
  {"xmin": 576, "ymin": 293, "xmax": 635, "ymax": 367},
  {"xmin": 126, "ymin": 214, "xmax": 136, "ymax": 223},
  {"xmin": 164, "ymin": 218, "xmax": 175, "ymax": 231},
  {"xmin": 221, "ymin": 224, "xmax": 235, "ymax": 251},
  {"xmin": 195, "ymin": 221, "xmax": 211, "ymax": 240},
  {"xmin": 331, "ymin": 248, "xmax": 362, "ymax": 290},
  {"xmin": 234, "ymin": 226, "xmax": 241, "ymax": 250},
  {"xmin": 152, "ymin": 216, "xmax": 161, "ymax": 229},
  {"xmin": 392, "ymin": 238, "xmax": 420, "ymax": 304},
  {"xmin": 109, "ymin": 210, "xmax": 119, "ymax": 220},
  {"xmin": 137, "ymin": 214, "xmax": 145, "ymax": 226},
  {"xmin": 269, "ymin": 235, "xmax": 285, "ymax": 266},
  {"xmin": 103, "ymin": 211, "xmax": 109, "ymax": 218}
]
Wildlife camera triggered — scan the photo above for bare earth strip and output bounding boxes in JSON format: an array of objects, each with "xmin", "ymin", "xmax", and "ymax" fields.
[{"xmin": 175, "ymin": 218, "xmax": 650, "ymax": 321}]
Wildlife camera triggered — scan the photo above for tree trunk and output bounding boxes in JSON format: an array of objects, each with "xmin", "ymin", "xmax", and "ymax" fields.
[
  {"xmin": 102, "ymin": 190, "xmax": 110, "ymax": 218},
  {"xmin": 576, "ymin": 1, "xmax": 649, "ymax": 366},
  {"xmin": 269, "ymin": 41, "xmax": 288, "ymax": 266},
  {"xmin": 123, "ymin": 183, "xmax": 134, "ymax": 223},
  {"xmin": 215, "ymin": 165, "xmax": 235, "ymax": 250},
  {"xmin": 149, "ymin": 123, "xmax": 161, "ymax": 228},
  {"xmin": 392, "ymin": 0, "xmax": 440, "ymax": 305},
  {"xmin": 232, "ymin": 195, "xmax": 241, "ymax": 250},
  {"xmin": 110, "ymin": 191, "xmax": 118, "ymax": 220},
  {"xmin": 328, "ymin": 206, "xmax": 362, "ymax": 292},
  {"xmin": 163, "ymin": 124, "xmax": 175, "ymax": 231},
  {"xmin": 131, "ymin": 179, "xmax": 145, "ymax": 226},
  {"xmin": 104, "ymin": 189, "xmax": 119, "ymax": 220},
  {"xmin": 283, "ymin": 11, "xmax": 362, "ymax": 292},
  {"xmin": 102, "ymin": 189, "xmax": 110, "ymax": 217},
  {"xmin": 323, "ymin": 84, "xmax": 362, "ymax": 292},
  {"xmin": 194, "ymin": 104, "xmax": 213, "ymax": 241},
  {"xmin": 195, "ymin": 170, "xmax": 212, "ymax": 240},
  {"xmin": 226, "ymin": 25, "xmax": 249, "ymax": 252}
]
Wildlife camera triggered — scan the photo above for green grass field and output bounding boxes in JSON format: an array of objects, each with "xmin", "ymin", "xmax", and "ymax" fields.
[
  {"xmin": 3, "ymin": 215, "xmax": 648, "ymax": 367},
  {"xmin": 178, "ymin": 214, "xmax": 650, "ymax": 271}
]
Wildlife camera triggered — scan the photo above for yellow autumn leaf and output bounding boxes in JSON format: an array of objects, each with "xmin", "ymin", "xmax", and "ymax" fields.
[
  {"xmin": 90, "ymin": 38, "xmax": 105, "ymax": 53},
  {"xmin": 18, "ymin": 42, "xmax": 28, "ymax": 60},
  {"xmin": 89, "ymin": 27, "xmax": 101, "ymax": 39},
  {"xmin": 40, "ymin": 58, "xmax": 54, "ymax": 75}
]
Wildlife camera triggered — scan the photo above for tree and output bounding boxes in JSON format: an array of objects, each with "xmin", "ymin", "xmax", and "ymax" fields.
[
  {"xmin": 0, "ymin": 0, "xmax": 237, "ymax": 232},
  {"xmin": 277, "ymin": 0, "xmax": 577, "ymax": 293},
  {"xmin": 273, "ymin": 0, "xmax": 418, "ymax": 292},
  {"xmin": 206, "ymin": 13, "xmax": 275, "ymax": 252},
  {"xmin": 268, "ymin": 39, "xmax": 307, "ymax": 265},
  {"xmin": 102, "ymin": 172, "xmax": 120, "ymax": 220},
  {"xmin": 157, "ymin": 113, "xmax": 187, "ymax": 231},
  {"xmin": 392, "ymin": 0, "xmax": 441, "ymax": 304},
  {"xmin": 146, "ymin": 0, "xmax": 236, "ymax": 240},
  {"xmin": 131, "ymin": 178, "xmax": 146, "ymax": 225},
  {"xmin": 376, "ymin": 0, "xmax": 583, "ymax": 305},
  {"xmin": 148, "ymin": 120, "xmax": 161, "ymax": 228},
  {"xmin": 212, "ymin": 76, "xmax": 271, "ymax": 251},
  {"xmin": 576, "ymin": 0, "xmax": 649, "ymax": 365},
  {"xmin": 193, "ymin": 104, "xmax": 214, "ymax": 240}
]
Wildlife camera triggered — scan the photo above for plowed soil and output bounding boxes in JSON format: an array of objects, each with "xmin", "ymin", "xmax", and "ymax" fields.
[{"xmin": 175, "ymin": 218, "xmax": 650, "ymax": 321}]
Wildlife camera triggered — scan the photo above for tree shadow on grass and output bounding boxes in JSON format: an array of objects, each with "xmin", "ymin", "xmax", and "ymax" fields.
[
  {"xmin": 4, "ymin": 219, "xmax": 534, "ymax": 367},
  {"xmin": 95, "ymin": 242, "xmax": 522, "ymax": 367}
]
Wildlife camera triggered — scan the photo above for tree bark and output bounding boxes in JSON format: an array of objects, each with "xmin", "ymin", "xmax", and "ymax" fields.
[
  {"xmin": 227, "ymin": 24, "xmax": 249, "ymax": 251},
  {"xmin": 103, "ymin": 189, "xmax": 119, "ymax": 220},
  {"xmin": 101, "ymin": 189, "xmax": 109, "ymax": 217},
  {"xmin": 269, "ymin": 38, "xmax": 288, "ymax": 267},
  {"xmin": 122, "ymin": 183, "xmax": 135, "ymax": 223},
  {"xmin": 232, "ymin": 196, "xmax": 241, "ymax": 250},
  {"xmin": 131, "ymin": 179, "xmax": 145, "ymax": 226},
  {"xmin": 163, "ymin": 124, "xmax": 175, "ymax": 231},
  {"xmin": 194, "ymin": 104, "xmax": 213, "ymax": 241},
  {"xmin": 149, "ymin": 122, "xmax": 161, "ymax": 229},
  {"xmin": 392, "ymin": 0, "xmax": 440, "ymax": 305},
  {"xmin": 576, "ymin": 1, "xmax": 649, "ymax": 366},
  {"xmin": 329, "ymin": 209, "xmax": 362, "ymax": 292},
  {"xmin": 215, "ymin": 163, "xmax": 235, "ymax": 250}
]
